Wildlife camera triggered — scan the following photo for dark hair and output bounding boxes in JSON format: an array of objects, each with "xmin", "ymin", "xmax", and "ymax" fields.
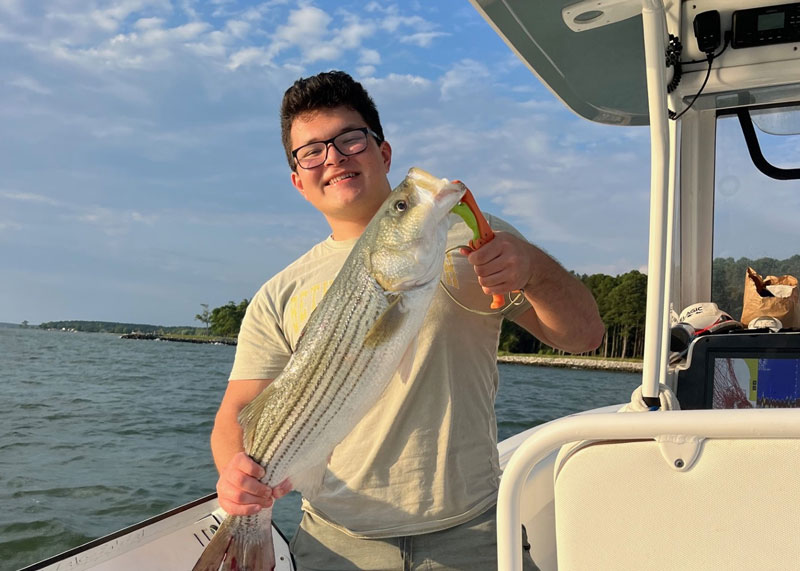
[{"xmin": 280, "ymin": 70, "xmax": 385, "ymax": 170}]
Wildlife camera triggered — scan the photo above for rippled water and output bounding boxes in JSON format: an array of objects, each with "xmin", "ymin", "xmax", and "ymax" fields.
[{"xmin": 0, "ymin": 327, "xmax": 639, "ymax": 570}]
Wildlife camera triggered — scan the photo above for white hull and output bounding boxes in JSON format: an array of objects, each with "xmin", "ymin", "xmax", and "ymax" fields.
[{"xmin": 20, "ymin": 494, "xmax": 295, "ymax": 571}]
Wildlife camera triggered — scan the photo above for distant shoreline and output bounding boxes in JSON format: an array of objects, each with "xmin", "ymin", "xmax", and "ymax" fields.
[
  {"xmin": 22, "ymin": 328, "xmax": 644, "ymax": 371},
  {"xmin": 119, "ymin": 332, "xmax": 237, "ymax": 346},
  {"xmin": 498, "ymin": 354, "xmax": 642, "ymax": 373},
  {"xmin": 114, "ymin": 333, "xmax": 643, "ymax": 371}
]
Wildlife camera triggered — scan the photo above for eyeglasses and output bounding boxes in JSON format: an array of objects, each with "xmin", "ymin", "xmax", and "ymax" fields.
[{"xmin": 291, "ymin": 127, "xmax": 382, "ymax": 170}]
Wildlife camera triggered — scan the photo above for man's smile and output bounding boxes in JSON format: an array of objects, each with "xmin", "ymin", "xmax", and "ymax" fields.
[{"xmin": 325, "ymin": 172, "xmax": 359, "ymax": 186}]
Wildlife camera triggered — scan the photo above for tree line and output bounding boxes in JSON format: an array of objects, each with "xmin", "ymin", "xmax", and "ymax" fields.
[
  {"xmin": 38, "ymin": 255, "xmax": 800, "ymax": 358},
  {"xmin": 38, "ymin": 320, "xmax": 203, "ymax": 335},
  {"xmin": 37, "ymin": 299, "xmax": 250, "ymax": 339},
  {"xmin": 501, "ymin": 270, "xmax": 648, "ymax": 359},
  {"xmin": 504, "ymin": 255, "xmax": 800, "ymax": 359}
]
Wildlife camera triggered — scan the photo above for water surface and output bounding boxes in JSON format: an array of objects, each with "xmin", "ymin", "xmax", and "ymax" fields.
[{"xmin": 0, "ymin": 328, "xmax": 639, "ymax": 569}]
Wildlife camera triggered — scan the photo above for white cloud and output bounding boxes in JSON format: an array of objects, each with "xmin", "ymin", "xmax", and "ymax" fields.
[
  {"xmin": 362, "ymin": 3, "xmax": 446, "ymax": 47},
  {"xmin": 356, "ymin": 65, "xmax": 376, "ymax": 77},
  {"xmin": 0, "ymin": 0, "xmax": 23, "ymax": 16},
  {"xmin": 227, "ymin": 46, "xmax": 272, "ymax": 69},
  {"xmin": 0, "ymin": 220, "xmax": 23, "ymax": 231},
  {"xmin": 0, "ymin": 188, "xmax": 160, "ymax": 237},
  {"xmin": 400, "ymin": 31, "xmax": 447, "ymax": 48},
  {"xmin": 8, "ymin": 75, "xmax": 52, "ymax": 95},
  {"xmin": 225, "ymin": 18, "xmax": 250, "ymax": 38},
  {"xmin": 0, "ymin": 190, "xmax": 62, "ymax": 207},
  {"xmin": 275, "ymin": 5, "xmax": 331, "ymax": 46},
  {"xmin": 72, "ymin": 205, "xmax": 162, "ymax": 236},
  {"xmin": 489, "ymin": 178, "xmax": 574, "ymax": 237},
  {"xmin": 440, "ymin": 59, "xmax": 489, "ymax": 101},
  {"xmin": 179, "ymin": 0, "xmax": 200, "ymax": 20},
  {"xmin": 359, "ymin": 48, "xmax": 380, "ymax": 65},
  {"xmin": 30, "ymin": 4, "xmax": 218, "ymax": 71},
  {"xmin": 304, "ymin": 43, "xmax": 340, "ymax": 63},
  {"xmin": 134, "ymin": 16, "xmax": 164, "ymax": 30},
  {"xmin": 336, "ymin": 14, "xmax": 375, "ymax": 49},
  {"xmin": 379, "ymin": 12, "xmax": 426, "ymax": 33},
  {"xmin": 362, "ymin": 72, "xmax": 432, "ymax": 91},
  {"xmin": 131, "ymin": 211, "xmax": 157, "ymax": 224},
  {"xmin": 43, "ymin": 0, "xmax": 172, "ymax": 39}
]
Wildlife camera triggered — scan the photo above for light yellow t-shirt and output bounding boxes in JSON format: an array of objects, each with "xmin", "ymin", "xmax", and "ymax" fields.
[{"xmin": 230, "ymin": 215, "xmax": 531, "ymax": 538}]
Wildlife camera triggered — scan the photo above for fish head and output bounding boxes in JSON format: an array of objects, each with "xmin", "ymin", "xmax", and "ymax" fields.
[{"xmin": 366, "ymin": 167, "xmax": 466, "ymax": 292}]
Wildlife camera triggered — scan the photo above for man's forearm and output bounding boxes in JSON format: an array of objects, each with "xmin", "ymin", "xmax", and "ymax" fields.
[
  {"xmin": 210, "ymin": 379, "xmax": 273, "ymax": 474},
  {"xmin": 520, "ymin": 243, "xmax": 604, "ymax": 354},
  {"xmin": 211, "ymin": 413, "xmax": 246, "ymax": 474}
]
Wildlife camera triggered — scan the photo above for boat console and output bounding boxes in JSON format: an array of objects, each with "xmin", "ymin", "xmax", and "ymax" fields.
[{"xmin": 676, "ymin": 331, "xmax": 800, "ymax": 409}]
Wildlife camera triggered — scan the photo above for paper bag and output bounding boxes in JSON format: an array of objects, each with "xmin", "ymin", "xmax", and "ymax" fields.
[{"xmin": 740, "ymin": 267, "xmax": 800, "ymax": 328}]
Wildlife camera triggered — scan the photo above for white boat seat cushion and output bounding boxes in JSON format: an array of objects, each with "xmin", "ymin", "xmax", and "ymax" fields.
[{"xmin": 554, "ymin": 437, "xmax": 800, "ymax": 570}]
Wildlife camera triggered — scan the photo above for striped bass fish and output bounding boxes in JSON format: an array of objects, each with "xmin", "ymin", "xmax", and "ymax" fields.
[{"xmin": 193, "ymin": 167, "xmax": 466, "ymax": 570}]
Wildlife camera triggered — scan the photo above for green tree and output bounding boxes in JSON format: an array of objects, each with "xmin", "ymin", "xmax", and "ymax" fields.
[
  {"xmin": 195, "ymin": 303, "xmax": 211, "ymax": 335},
  {"xmin": 210, "ymin": 299, "xmax": 249, "ymax": 337},
  {"xmin": 581, "ymin": 273, "xmax": 616, "ymax": 357},
  {"xmin": 499, "ymin": 319, "xmax": 540, "ymax": 354}
]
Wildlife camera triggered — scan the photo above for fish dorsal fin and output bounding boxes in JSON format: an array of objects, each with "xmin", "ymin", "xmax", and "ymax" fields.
[
  {"xmin": 238, "ymin": 382, "xmax": 279, "ymax": 454},
  {"xmin": 364, "ymin": 294, "xmax": 407, "ymax": 347},
  {"xmin": 289, "ymin": 459, "xmax": 330, "ymax": 500}
]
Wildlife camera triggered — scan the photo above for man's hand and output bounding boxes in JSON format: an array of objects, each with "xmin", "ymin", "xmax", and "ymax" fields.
[
  {"xmin": 462, "ymin": 230, "xmax": 604, "ymax": 354},
  {"xmin": 216, "ymin": 451, "xmax": 293, "ymax": 516},
  {"xmin": 460, "ymin": 231, "xmax": 532, "ymax": 297}
]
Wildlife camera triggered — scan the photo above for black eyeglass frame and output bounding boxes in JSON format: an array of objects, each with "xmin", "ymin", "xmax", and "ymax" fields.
[{"xmin": 291, "ymin": 127, "xmax": 383, "ymax": 170}]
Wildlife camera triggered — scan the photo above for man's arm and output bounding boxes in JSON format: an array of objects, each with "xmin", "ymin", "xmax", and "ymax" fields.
[
  {"xmin": 463, "ymin": 231, "xmax": 604, "ymax": 354},
  {"xmin": 211, "ymin": 379, "xmax": 292, "ymax": 515}
]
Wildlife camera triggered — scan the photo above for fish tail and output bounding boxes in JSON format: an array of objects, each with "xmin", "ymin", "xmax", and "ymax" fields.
[{"xmin": 192, "ymin": 509, "xmax": 275, "ymax": 571}]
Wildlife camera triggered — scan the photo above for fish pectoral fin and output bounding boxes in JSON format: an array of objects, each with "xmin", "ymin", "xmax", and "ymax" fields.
[
  {"xmin": 289, "ymin": 460, "xmax": 329, "ymax": 499},
  {"xmin": 364, "ymin": 294, "xmax": 407, "ymax": 348},
  {"xmin": 238, "ymin": 382, "xmax": 279, "ymax": 453}
]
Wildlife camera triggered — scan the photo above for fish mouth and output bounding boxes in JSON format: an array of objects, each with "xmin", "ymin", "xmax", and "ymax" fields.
[
  {"xmin": 406, "ymin": 168, "xmax": 466, "ymax": 210},
  {"xmin": 434, "ymin": 181, "xmax": 467, "ymax": 208},
  {"xmin": 325, "ymin": 171, "xmax": 359, "ymax": 186}
]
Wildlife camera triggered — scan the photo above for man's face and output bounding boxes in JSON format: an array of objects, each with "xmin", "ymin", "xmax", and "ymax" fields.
[{"xmin": 289, "ymin": 106, "xmax": 392, "ymax": 237}]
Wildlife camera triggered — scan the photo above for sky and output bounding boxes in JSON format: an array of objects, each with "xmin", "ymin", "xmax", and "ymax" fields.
[{"xmin": 0, "ymin": 0, "xmax": 659, "ymax": 326}]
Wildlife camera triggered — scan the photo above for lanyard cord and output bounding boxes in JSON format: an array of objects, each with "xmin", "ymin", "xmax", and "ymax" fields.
[{"xmin": 439, "ymin": 245, "xmax": 526, "ymax": 316}]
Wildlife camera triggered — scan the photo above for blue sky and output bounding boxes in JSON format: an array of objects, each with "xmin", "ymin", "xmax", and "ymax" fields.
[{"xmin": 0, "ymin": 0, "xmax": 655, "ymax": 326}]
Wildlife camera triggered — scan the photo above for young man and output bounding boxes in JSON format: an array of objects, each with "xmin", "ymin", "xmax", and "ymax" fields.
[{"xmin": 211, "ymin": 70, "xmax": 604, "ymax": 570}]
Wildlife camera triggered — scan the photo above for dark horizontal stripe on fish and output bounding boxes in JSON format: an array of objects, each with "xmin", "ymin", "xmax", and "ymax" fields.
[
  {"xmin": 267, "ymin": 269, "xmax": 389, "ymax": 479},
  {"xmin": 279, "ymin": 300, "xmax": 385, "ymax": 471},
  {"xmin": 252, "ymin": 261, "xmax": 388, "ymax": 481},
  {"xmin": 248, "ymin": 270, "xmax": 370, "ymax": 465}
]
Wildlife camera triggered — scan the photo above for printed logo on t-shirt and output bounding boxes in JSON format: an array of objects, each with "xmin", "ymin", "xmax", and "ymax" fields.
[
  {"xmin": 441, "ymin": 252, "xmax": 459, "ymax": 289},
  {"xmin": 286, "ymin": 279, "xmax": 333, "ymax": 339}
]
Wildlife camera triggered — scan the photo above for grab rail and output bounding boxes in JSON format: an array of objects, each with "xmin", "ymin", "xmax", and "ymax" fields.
[{"xmin": 497, "ymin": 408, "xmax": 800, "ymax": 570}]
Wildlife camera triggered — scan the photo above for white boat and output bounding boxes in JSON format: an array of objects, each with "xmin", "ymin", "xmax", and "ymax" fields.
[
  {"xmin": 22, "ymin": 0, "xmax": 800, "ymax": 569},
  {"xmin": 18, "ymin": 494, "xmax": 295, "ymax": 571},
  {"xmin": 475, "ymin": 0, "xmax": 800, "ymax": 569}
]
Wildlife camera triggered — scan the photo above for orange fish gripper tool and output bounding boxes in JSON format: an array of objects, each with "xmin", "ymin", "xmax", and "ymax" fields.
[{"xmin": 450, "ymin": 181, "xmax": 507, "ymax": 310}]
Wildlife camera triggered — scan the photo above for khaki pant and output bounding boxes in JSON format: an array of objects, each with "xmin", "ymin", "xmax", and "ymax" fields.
[{"xmin": 289, "ymin": 506, "xmax": 540, "ymax": 571}]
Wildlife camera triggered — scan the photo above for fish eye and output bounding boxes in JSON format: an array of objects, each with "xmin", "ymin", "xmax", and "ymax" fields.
[{"xmin": 393, "ymin": 200, "xmax": 408, "ymax": 212}]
